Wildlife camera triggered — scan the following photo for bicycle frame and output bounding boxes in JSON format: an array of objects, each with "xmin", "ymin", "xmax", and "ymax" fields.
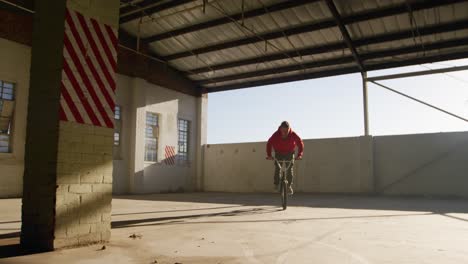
[
  {"xmin": 274, "ymin": 157, "xmax": 294, "ymax": 210},
  {"xmin": 274, "ymin": 158, "xmax": 293, "ymax": 174},
  {"xmin": 274, "ymin": 158, "xmax": 294, "ymax": 184}
]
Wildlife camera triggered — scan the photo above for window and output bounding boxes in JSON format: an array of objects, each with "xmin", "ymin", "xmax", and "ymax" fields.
[
  {"xmin": 114, "ymin": 105, "xmax": 121, "ymax": 120},
  {"xmin": 0, "ymin": 81, "xmax": 14, "ymax": 100},
  {"xmin": 0, "ymin": 81, "xmax": 15, "ymax": 153},
  {"xmin": 114, "ymin": 132, "xmax": 120, "ymax": 146},
  {"xmin": 145, "ymin": 112, "xmax": 158, "ymax": 162},
  {"xmin": 177, "ymin": 119, "xmax": 189, "ymax": 164},
  {"xmin": 113, "ymin": 105, "xmax": 121, "ymax": 159}
]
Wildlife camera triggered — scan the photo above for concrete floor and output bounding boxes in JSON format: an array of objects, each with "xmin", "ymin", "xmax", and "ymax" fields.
[{"xmin": 1, "ymin": 193, "xmax": 468, "ymax": 264}]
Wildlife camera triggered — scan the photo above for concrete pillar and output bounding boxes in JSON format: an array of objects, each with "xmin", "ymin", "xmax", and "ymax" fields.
[
  {"xmin": 21, "ymin": 0, "xmax": 119, "ymax": 250},
  {"xmin": 362, "ymin": 72, "xmax": 370, "ymax": 136},
  {"xmin": 195, "ymin": 94, "xmax": 208, "ymax": 191}
]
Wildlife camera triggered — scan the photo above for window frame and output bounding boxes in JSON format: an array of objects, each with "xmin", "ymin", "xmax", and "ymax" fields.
[
  {"xmin": 113, "ymin": 132, "xmax": 120, "ymax": 146},
  {"xmin": 0, "ymin": 80, "xmax": 16, "ymax": 154},
  {"xmin": 113, "ymin": 105, "xmax": 122, "ymax": 160},
  {"xmin": 177, "ymin": 118, "xmax": 190, "ymax": 165},
  {"xmin": 144, "ymin": 112, "xmax": 159, "ymax": 163},
  {"xmin": 114, "ymin": 105, "xmax": 121, "ymax": 121}
]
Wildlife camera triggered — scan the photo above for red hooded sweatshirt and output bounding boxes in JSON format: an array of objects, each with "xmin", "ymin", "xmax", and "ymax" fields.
[{"xmin": 267, "ymin": 127, "xmax": 304, "ymax": 157}]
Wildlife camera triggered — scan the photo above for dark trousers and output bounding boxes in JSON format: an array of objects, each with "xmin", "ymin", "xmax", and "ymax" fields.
[{"xmin": 274, "ymin": 152, "xmax": 294, "ymax": 186}]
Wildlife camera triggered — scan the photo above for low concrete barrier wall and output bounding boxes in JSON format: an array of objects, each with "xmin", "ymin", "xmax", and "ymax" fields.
[
  {"xmin": 203, "ymin": 136, "xmax": 373, "ymax": 193},
  {"xmin": 374, "ymin": 131, "xmax": 468, "ymax": 197},
  {"xmin": 204, "ymin": 131, "xmax": 468, "ymax": 197}
]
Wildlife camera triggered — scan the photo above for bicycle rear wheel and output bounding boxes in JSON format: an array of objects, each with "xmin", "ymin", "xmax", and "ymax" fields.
[{"xmin": 281, "ymin": 180, "xmax": 288, "ymax": 210}]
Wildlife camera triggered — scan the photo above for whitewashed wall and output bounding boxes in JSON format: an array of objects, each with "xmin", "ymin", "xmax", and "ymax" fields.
[{"xmin": 0, "ymin": 37, "xmax": 203, "ymax": 197}]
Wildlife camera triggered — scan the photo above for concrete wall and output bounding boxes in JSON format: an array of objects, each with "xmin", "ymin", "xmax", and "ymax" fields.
[
  {"xmin": 204, "ymin": 136, "xmax": 373, "ymax": 193},
  {"xmin": 112, "ymin": 74, "xmax": 132, "ymax": 194},
  {"xmin": 204, "ymin": 132, "xmax": 468, "ymax": 197},
  {"xmin": 128, "ymin": 78, "xmax": 199, "ymax": 194},
  {"xmin": 0, "ymin": 40, "xmax": 201, "ymax": 198},
  {"xmin": 0, "ymin": 38, "xmax": 31, "ymax": 198},
  {"xmin": 374, "ymin": 132, "xmax": 468, "ymax": 197},
  {"xmin": 67, "ymin": 0, "xmax": 120, "ymax": 27}
]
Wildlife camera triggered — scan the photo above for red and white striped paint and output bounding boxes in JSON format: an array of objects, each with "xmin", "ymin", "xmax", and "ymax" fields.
[
  {"xmin": 164, "ymin": 146, "xmax": 176, "ymax": 165},
  {"xmin": 59, "ymin": 8, "xmax": 118, "ymax": 128}
]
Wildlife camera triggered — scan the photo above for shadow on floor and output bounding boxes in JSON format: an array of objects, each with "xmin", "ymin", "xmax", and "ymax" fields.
[
  {"xmin": 0, "ymin": 243, "xmax": 47, "ymax": 259},
  {"xmin": 111, "ymin": 205, "xmax": 242, "ymax": 216},
  {"xmin": 114, "ymin": 193, "xmax": 468, "ymax": 214},
  {"xmin": 0, "ymin": 232, "xmax": 20, "ymax": 240},
  {"xmin": 111, "ymin": 206, "xmax": 446, "ymax": 230},
  {"xmin": 0, "ymin": 231, "xmax": 21, "ymax": 259},
  {"xmin": 112, "ymin": 207, "xmax": 282, "ymax": 229},
  {"xmin": 0, "ymin": 244, "xmax": 22, "ymax": 259},
  {"xmin": 0, "ymin": 221, "xmax": 20, "ymax": 225},
  {"xmin": 3, "ymin": 195, "xmax": 468, "ymax": 259}
]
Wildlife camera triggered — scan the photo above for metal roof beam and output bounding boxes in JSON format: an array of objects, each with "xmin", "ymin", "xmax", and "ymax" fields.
[
  {"xmin": 325, "ymin": 0, "xmax": 364, "ymax": 71},
  {"xmin": 370, "ymin": 80, "xmax": 468, "ymax": 123},
  {"xmin": 367, "ymin": 65, "xmax": 468, "ymax": 82},
  {"xmin": 143, "ymin": 0, "xmax": 320, "ymax": 43},
  {"xmin": 187, "ymin": 18, "xmax": 468, "ymax": 75},
  {"xmin": 120, "ymin": 0, "xmax": 195, "ymax": 24},
  {"xmin": 366, "ymin": 50, "xmax": 468, "ymax": 71},
  {"xmin": 162, "ymin": 0, "xmax": 467, "ymax": 61},
  {"xmin": 0, "ymin": 0, "xmax": 34, "ymax": 13},
  {"xmin": 360, "ymin": 37, "xmax": 468, "ymax": 60},
  {"xmin": 206, "ymin": 50, "xmax": 468, "ymax": 92},
  {"xmin": 199, "ymin": 57, "xmax": 356, "ymax": 85},
  {"xmin": 120, "ymin": 1, "xmax": 164, "ymax": 17},
  {"xmin": 197, "ymin": 37, "xmax": 468, "ymax": 85},
  {"xmin": 207, "ymin": 66, "xmax": 360, "ymax": 93}
]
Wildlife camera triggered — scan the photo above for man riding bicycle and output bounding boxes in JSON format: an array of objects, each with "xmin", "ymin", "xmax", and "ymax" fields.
[{"xmin": 266, "ymin": 121, "xmax": 304, "ymax": 195}]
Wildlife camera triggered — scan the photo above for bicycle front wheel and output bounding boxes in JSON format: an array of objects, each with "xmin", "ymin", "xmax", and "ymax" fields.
[{"xmin": 281, "ymin": 180, "xmax": 288, "ymax": 210}]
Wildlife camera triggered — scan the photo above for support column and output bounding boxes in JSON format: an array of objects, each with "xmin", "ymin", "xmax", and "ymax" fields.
[
  {"xmin": 360, "ymin": 72, "xmax": 375, "ymax": 193},
  {"xmin": 362, "ymin": 72, "xmax": 370, "ymax": 136},
  {"xmin": 21, "ymin": 0, "xmax": 119, "ymax": 250},
  {"xmin": 195, "ymin": 94, "xmax": 208, "ymax": 191}
]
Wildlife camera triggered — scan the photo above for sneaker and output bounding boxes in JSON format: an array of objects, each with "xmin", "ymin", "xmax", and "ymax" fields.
[{"xmin": 288, "ymin": 185, "xmax": 294, "ymax": 195}]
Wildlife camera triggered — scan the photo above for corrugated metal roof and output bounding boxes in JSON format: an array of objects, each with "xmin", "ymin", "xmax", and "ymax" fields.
[
  {"xmin": 202, "ymin": 62, "xmax": 358, "ymax": 87},
  {"xmin": 165, "ymin": 27, "xmax": 343, "ymax": 71},
  {"xmin": 119, "ymin": 0, "xmax": 468, "ymax": 92}
]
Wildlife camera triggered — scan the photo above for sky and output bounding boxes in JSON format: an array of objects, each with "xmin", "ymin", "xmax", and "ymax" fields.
[{"xmin": 207, "ymin": 58, "xmax": 468, "ymax": 144}]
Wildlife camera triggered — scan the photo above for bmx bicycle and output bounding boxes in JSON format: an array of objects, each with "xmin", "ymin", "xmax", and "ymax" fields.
[{"xmin": 273, "ymin": 158, "xmax": 295, "ymax": 210}]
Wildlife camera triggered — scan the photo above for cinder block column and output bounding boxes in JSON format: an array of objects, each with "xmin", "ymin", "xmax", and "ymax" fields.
[{"xmin": 21, "ymin": 0, "xmax": 119, "ymax": 250}]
